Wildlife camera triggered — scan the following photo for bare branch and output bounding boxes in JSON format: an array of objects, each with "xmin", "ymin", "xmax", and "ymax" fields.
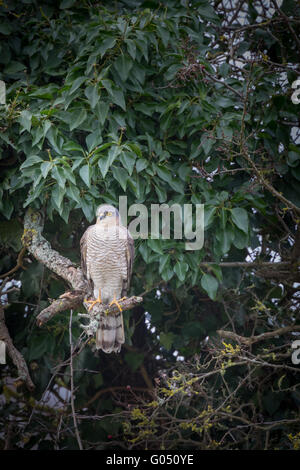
[
  {"xmin": 199, "ymin": 261, "xmax": 293, "ymax": 268},
  {"xmin": 0, "ymin": 247, "xmax": 27, "ymax": 279},
  {"xmin": 69, "ymin": 310, "xmax": 83, "ymax": 450},
  {"xmin": 0, "ymin": 301, "xmax": 35, "ymax": 391},
  {"xmin": 217, "ymin": 325, "xmax": 300, "ymax": 346}
]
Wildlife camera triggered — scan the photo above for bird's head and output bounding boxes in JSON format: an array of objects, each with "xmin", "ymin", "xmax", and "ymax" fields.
[{"xmin": 96, "ymin": 204, "xmax": 119, "ymax": 225}]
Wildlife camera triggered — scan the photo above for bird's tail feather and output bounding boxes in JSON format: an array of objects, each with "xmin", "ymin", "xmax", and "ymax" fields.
[{"xmin": 96, "ymin": 312, "xmax": 125, "ymax": 353}]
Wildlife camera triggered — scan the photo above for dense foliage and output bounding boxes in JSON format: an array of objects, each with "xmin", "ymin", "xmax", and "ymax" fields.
[{"xmin": 0, "ymin": 0, "xmax": 299, "ymax": 450}]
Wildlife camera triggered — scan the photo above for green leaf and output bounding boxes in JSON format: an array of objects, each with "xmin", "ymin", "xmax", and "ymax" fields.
[
  {"xmin": 66, "ymin": 184, "xmax": 81, "ymax": 204},
  {"xmin": 201, "ymin": 273, "xmax": 218, "ymax": 300},
  {"xmin": 28, "ymin": 335, "xmax": 49, "ymax": 361},
  {"xmin": 125, "ymin": 39, "xmax": 136, "ymax": 60},
  {"xmin": 81, "ymin": 197, "xmax": 95, "ymax": 222},
  {"xmin": 112, "ymin": 166, "xmax": 128, "ymax": 191},
  {"xmin": 40, "ymin": 161, "xmax": 52, "ymax": 178},
  {"xmin": 148, "ymin": 239, "xmax": 164, "ymax": 255},
  {"xmin": 69, "ymin": 76, "xmax": 86, "ymax": 95},
  {"xmin": 160, "ymin": 332, "xmax": 175, "ymax": 351},
  {"xmin": 4, "ymin": 61, "xmax": 25, "ymax": 74},
  {"xmin": 95, "ymin": 101, "xmax": 110, "ymax": 126},
  {"xmin": 127, "ymin": 143, "xmax": 142, "ymax": 158},
  {"xmin": 60, "ymin": 0, "xmax": 76, "ymax": 8},
  {"xmin": 46, "ymin": 126, "xmax": 62, "ymax": 154},
  {"xmin": 217, "ymin": 226, "xmax": 234, "ymax": 255},
  {"xmin": 98, "ymin": 145, "xmax": 121, "ymax": 178},
  {"xmin": 52, "ymin": 165, "xmax": 66, "ymax": 188},
  {"xmin": 154, "ymin": 183, "xmax": 167, "ymax": 203},
  {"xmin": 136, "ymin": 159, "xmax": 148, "ymax": 173},
  {"xmin": 233, "ymin": 228, "xmax": 248, "ymax": 249},
  {"xmin": 119, "ymin": 151, "xmax": 136, "ymax": 175},
  {"xmin": 20, "ymin": 155, "xmax": 43, "ymax": 170},
  {"xmin": 161, "ymin": 265, "xmax": 174, "ymax": 281},
  {"xmin": 124, "ymin": 351, "xmax": 144, "ymax": 372},
  {"xmin": 79, "ymin": 164, "xmax": 91, "ymax": 187},
  {"xmin": 159, "ymin": 254, "xmax": 170, "ymax": 274},
  {"xmin": 63, "ymin": 166, "xmax": 76, "ymax": 185},
  {"xmin": 155, "ymin": 165, "xmax": 172, "ymax": 184},
  {"xmin": 114, "ymin": 54, "xmax": 133, "ymax": 81},
  {"xmin": 84, "ymin": 85, "xmax": 99, "ymax": 109},
  {"xmin": 220, "ymin": 208, "xmax": 227, "ymax": 229},
  {"xmin": 201, "ymin": 134, "xmax": 215, "ymax": 156},
  {"xmin": 204, "ymin": 206, "xmax": 217, "ymax": 228},
  {"xmin": 287, "ymin": 151, "xmax": 300, "ymax": 167},
  {"xmin": 174, "ymin": 261, "xmax": 189, "ymax": 282},
  {"xmin": 69, "ymin": 109, "xmax": 87, "ymax": 131},
  {"xmin": 63, "ymin": 141, "xmax": 85, "ymax": 153},
  {"xmin": 231, "ymin": 207, "xmax": 249, "ymax": 234},
  {"xmin": 51, "ymin": 184, "xmax": 65, "ymax": 212},
  {"xmin": 86, "ymin": 130, "xmax": 102, "ymax": 152},
  {"xmin": 98, "ymin": 37, "xmax": 116, "ymax": 58},
  {"xmin": 0, "ymin": 198, "xmax": 13, "ymax": 220},
  {"xmin": 169, "ymin": 179, "xmax": 185, "ymax": 195},
  {"xmin": 110, "ymin": 88, "xmax": 126, "ymax": 111},
  {"xmin": 18, "ymin": 110, "xmax": 32, "ymax": 133},
  {"xmin": 164, "ymin": 64, "xmax": 181, "ymax": 81},
  {"xmin": 178, "ymin": 163, "xmax": 191, "ymax": 182}
]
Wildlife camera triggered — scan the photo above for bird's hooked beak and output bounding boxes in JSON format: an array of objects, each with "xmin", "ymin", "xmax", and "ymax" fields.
[{"xmin": 99, "ymin": 211, "xmax": 107, "ymax": 221}]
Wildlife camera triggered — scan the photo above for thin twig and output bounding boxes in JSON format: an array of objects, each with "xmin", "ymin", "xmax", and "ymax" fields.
[
  {"xmin": 0, "ymin": 247, "xmax": 27, "ymax": 279},
  {"xmin": 69, "ymin": 309, "xmax": 83, "ymax": 450}
]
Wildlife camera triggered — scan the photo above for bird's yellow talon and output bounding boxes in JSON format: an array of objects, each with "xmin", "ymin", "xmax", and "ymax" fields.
[
  {"xmin": 85, "ymin": 290, "xmax": 102, "ymax": 311},
  {"xmin": 109, "ymin": 294, "xmax": 123, "ymax": 313}
]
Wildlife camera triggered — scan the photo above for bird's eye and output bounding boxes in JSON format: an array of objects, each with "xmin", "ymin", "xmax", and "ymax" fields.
[{"xmin": 107, "ymin": 211, "xmax": 112, "ymax": 216}]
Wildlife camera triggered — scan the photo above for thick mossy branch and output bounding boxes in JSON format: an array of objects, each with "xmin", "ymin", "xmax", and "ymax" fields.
[
  {"xmin": 22, "ymin": 209, "xmax": 143, "ymax": 328},
  {"xmin": 36, "ymin": 292, "xmax": 84, "ymax": 326},
  {"xmin": 23, "ymin": 209, "xmax": 86, "ymax": 291}
]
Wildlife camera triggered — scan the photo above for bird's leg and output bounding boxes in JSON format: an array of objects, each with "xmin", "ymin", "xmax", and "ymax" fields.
[
  {"xmin": 109, "ymin": 293, "xmax": 123, "ymax": 313},
  {"xmin": 85, "ymin": 289, "xmax": 102, "ymax": 312}
]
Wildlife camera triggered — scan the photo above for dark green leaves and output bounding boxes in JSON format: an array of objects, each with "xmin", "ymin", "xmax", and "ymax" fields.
[
  {"xmin": 79, "ymin": 164, "xmax": 91, "ymax": 187},
  {"xmin": 69, "ymin": 109, "xmax": 87, "ymax": 131},
  {"xmin": 98, "ymin": 145, "xmax": 121, "ymax": 178},
  {"xmin": 18, "ymin": 110, "xmax": 32, "ymax": 133},
  {"xmin": 112, "ymin": 166, "xmax": 128, "ymax": 191},
  {"xmin": 98, "ymin": 37, "xmax": 116, "ymax": 58},
  {"xmin": 201, "ymin": 273, "xmax": 218, "ymax": 300},
  {"xmin": 114, "ymin": 54, "xmax": 133, "ymax": 81},
  {"xmin": 174, "ymin": 261, "xmax": 189, "ymax": 282},
  {"xmin": 84, "ymin": 85, "xmax": 100, "ymax": 109},
  {"xmin": 231, "ymin": 208, "xmax": 249, "ymax": 234}
]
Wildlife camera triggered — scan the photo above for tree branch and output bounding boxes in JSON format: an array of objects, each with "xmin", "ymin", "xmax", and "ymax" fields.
[
  {"xmin": 241, "ymin": 149, "xmax": 300, "ymax": 216},
  {"xmin": 199, "ymin": 261, "xmax": 293, "ymax": 268},
  {"xmin": 23, "ymin": 209, "xmax": 86, "ymax": 291},
  {"xmin": 0, "ymin": 297, "xmax": 35, "ymax": 391},
  {"xmin": 0, "ymin": 246, "xmax": 27, "ymax": 279},
  {"xmin": 217, "ymin": 325, "xmax": 300, "ymax": 346}
]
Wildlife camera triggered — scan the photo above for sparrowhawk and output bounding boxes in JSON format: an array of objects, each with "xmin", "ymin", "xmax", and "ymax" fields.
[{"xmin": 80, "ymin": 204, "xmax": 134, "ymax": 353}]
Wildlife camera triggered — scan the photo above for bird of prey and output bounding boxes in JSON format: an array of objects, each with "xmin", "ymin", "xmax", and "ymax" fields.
[{"xmin": 80, "ymin": 204, "xmax": 134, "ymax": 353}]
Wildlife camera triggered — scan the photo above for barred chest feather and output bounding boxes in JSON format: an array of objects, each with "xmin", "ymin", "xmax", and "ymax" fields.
[{"xmin": 86, "ymin": 224, "xmax": 129, "ymax": 303}]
